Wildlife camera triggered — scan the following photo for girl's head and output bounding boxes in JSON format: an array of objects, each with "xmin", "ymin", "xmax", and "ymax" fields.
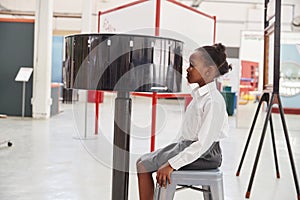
[{"xmin": 186, "ymin": 43, "xmax": 232, "ymax": 86}]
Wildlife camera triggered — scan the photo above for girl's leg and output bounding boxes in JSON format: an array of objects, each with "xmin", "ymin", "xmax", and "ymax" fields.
[
  {"xmin": 137, "ymin": 161, "xmax": 154, "ymax": 200},
  {"xmin": 135, "ymin": 142, "xmax": 185, "ymax": 199}
]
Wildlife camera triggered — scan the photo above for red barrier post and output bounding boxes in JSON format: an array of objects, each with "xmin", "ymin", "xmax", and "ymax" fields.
[
  {"xmin": 150, "ymin": 92, "xmax": 158, "ymax": 152},
  {"xmin": 95, "ymin": 91, "xmax": 99, "ymax": 135}
]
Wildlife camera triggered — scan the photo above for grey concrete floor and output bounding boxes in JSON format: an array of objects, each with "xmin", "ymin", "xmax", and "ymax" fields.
[{"xmin": 0, "ymin": 93, "xmax": 299, "ymax": 200}]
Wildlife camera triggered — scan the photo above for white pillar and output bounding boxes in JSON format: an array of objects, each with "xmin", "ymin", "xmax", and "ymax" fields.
[
  {"xmin": 32, "ymin": 0, "xmax": 53, "ymax": 119},
  {"xmin": 81, "ymin": 0, "xmax": 94, "ymax": 33},
  {"xmin": 81, "ymin": 0, "xmax": 94, "ymax": 135}
]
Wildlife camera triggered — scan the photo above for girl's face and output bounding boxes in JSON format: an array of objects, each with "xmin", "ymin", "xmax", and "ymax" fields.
[{"xmin": 186, "ymin": 51, "xmax": 210, "ymax": 87}]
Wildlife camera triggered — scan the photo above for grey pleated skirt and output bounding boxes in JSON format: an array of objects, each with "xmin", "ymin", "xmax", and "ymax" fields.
[{"xmin": 137, "ymin": 140, "xmax": 222, "ymax": 173}]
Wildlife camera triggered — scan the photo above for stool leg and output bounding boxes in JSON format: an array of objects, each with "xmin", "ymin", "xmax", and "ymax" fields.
[
  {"xmin": 156, "ymin": 183, "xmax": 177, "ymax": 200},
  {"xmin": 203, "ymin": 185, "xmax": 212, "ymax": 200},
  {"xmin": 210, "ymin": 180, "xmax": 224, "ymax": 200},
  {"xmin": 154, "ymin": 183, "xmax": 161, "ymax": 200}
]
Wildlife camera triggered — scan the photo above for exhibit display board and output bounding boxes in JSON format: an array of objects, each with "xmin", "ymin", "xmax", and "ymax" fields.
[
  {"xmin": 267, "ymin": 32, "xmax": 300, "ymax": 111},
  {"xmin": 52, "ymin": 36, "xmax": 64, "ymax": 83},
  {"xmin": 0, "ymin": 19, "xmax": 34, "ymax": 117}
]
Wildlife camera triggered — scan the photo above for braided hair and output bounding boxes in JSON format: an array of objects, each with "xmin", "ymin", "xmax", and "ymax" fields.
[{"xmin": 196, "ymin": 43, "xmax": 232, "ymax": 76}]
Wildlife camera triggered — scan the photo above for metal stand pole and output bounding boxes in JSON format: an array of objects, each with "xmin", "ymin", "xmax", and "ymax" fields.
[
  {"xmin": 235, "ymin": 92, "xmax": 270, "ymax": 176},
  {"xmin": 277, "ymin": 95, "xmax": 300, "ymax": 200},
  {"xmin": 22, "ymin": 81, "xmax": 26, "ymax": 118},
  {"xmin": 73, "ymin": 90, "xmax": 96, "ymax": 140},
  {"xmin": 236, "ymin": 92, "xmax": 280, "ymax": 179},
  {"xmin": 84, "ymin": 90, "xmax": 88, "ymax": 139},
  {"xmin": 244, "ymin": 93, "xmax": 275, "ymax": 198},
  {"xmin": 112, "ymin": 91, "xmax": 131, "ymax": 200}
]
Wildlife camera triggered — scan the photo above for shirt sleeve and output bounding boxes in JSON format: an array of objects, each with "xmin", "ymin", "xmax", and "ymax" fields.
[{"xmin": 168, "ymin": 99, "xmax": 226, "ymax": 170}]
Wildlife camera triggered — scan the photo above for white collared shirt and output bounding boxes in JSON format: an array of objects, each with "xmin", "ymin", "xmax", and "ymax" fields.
[{"xmin": 168, "ymin": 81, "xmax": 229, "ymax": 170}]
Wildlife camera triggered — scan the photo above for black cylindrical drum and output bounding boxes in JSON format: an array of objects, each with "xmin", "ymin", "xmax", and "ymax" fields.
[{"xmin": 64, "ymin": 33, "xmax": 183, "ymax": 92}]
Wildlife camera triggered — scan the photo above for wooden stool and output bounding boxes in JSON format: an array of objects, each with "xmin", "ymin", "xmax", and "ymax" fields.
[{"xmin": 154, "ymin": 169, "xmax": 224, "ymax": 200}]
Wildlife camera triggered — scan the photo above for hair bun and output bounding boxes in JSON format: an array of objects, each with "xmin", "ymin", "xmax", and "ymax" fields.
[{"xmin": 213, "ymin": 43, "xmax": 226, "ymax": 53}]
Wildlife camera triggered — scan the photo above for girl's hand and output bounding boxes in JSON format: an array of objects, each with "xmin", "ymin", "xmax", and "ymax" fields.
[{"xmin": 156, "ymin": 162, "xmax": 174, "ymax": 188}]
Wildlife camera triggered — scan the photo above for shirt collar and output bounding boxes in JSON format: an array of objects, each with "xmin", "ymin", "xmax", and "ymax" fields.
[{"xmin": 192, "ymin": 81, "xmax": 217, "ymax": 98}]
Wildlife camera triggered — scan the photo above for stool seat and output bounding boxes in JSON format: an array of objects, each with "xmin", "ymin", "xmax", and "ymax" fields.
[{"xmin": 154, "ymin": 169, "xmax": 224, "ymax": 200}]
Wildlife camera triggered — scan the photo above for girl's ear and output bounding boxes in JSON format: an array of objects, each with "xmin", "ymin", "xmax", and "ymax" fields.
[
  {"xmin": 202, "ymin": 67, "xmax": 213, "ymax": 83},
  {"xmin": 207, "ymin": 65, "xmax": 219, "ymax": 78},
  {"xmin": 205, "ymin": 66, "xmax": 214, "ymax": 77}
]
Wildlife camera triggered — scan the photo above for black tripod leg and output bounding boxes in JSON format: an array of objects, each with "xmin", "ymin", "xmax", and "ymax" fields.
[
  {"xmin": 236, "ymin": 93, "xmax": 269, "ymax": 176},
  {"xmin": 245, "ymin": 94, "xmax": 274, "ymax": 198},
  {"xmin": 269, "ymin": 114, "xmax": 280, "ymax": 178},
  {"xmin": 277, "ymin": 96, "xmax": 300, "ymax": 200}
]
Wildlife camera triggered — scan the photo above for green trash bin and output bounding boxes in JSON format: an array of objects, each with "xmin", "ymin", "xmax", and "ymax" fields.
[{"xmin": 221, "ymin": 92, "xmax": 236, "ymax": 116}]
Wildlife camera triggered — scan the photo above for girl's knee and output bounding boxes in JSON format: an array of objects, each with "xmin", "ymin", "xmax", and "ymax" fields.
[{"xmin": 136, "ymin": 160, "xmax": 147, "ymax": 173}]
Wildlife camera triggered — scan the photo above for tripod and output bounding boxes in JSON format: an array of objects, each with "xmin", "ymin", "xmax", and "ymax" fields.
[
  {"xmin": 236, "ymin": 91, "xmax": 299, "ymax": 199},
  {"xmin": 235, "ymin": 0, "xmax": 300, "ymax": 199}
]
